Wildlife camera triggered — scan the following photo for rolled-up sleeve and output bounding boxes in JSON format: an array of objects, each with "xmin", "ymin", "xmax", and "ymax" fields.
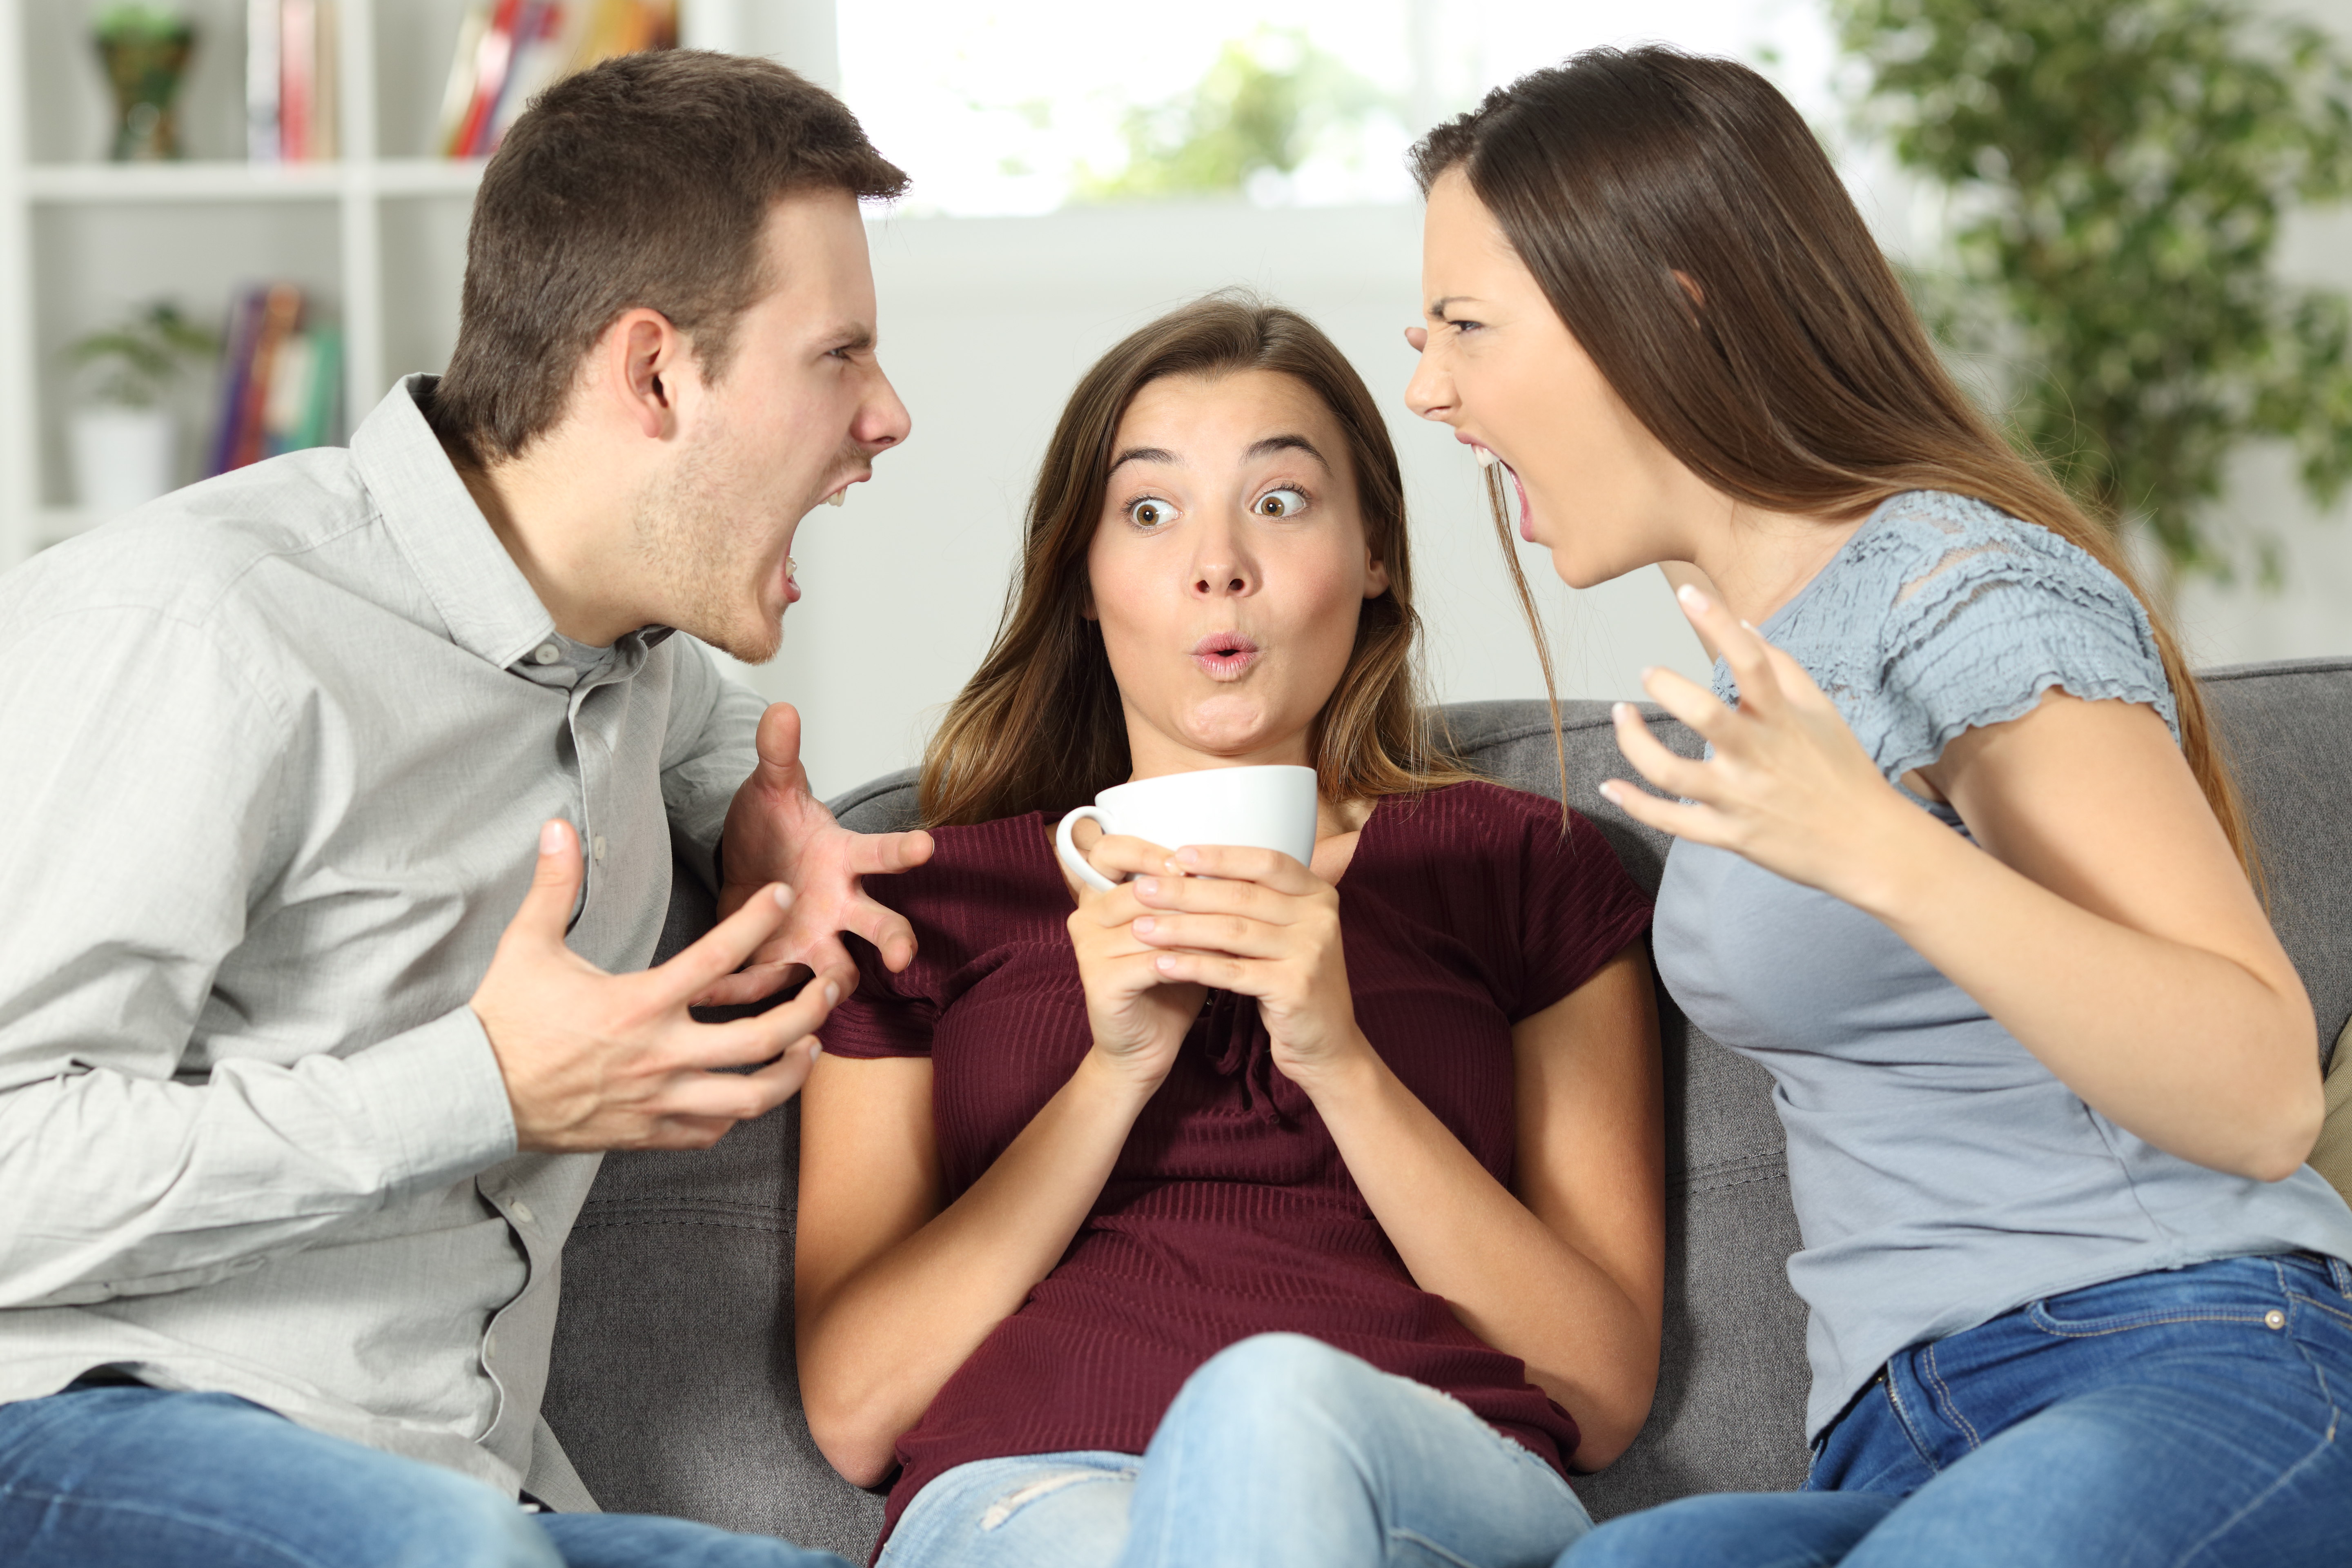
[{"xmin": 0, "ymin": 606, "xmax": 515, "ymax": 1309}]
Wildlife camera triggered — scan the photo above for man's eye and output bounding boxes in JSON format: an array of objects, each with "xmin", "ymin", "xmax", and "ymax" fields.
[
  {"xmin": 1254, "ymin": 488, "xmax": 1308, "ymax": 518},
  {"xmin": 1129, "ymin": 498, "xmax": 1178, "ymax": 528}
]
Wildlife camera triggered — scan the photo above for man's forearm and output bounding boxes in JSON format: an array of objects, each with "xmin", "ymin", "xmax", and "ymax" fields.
[{"xmin": 0, "ymin": 1009, "xmax": 514, "ymax": 1309}]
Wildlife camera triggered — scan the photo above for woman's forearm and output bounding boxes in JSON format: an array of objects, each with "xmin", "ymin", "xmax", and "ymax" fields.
[
  {"xmin": 1858, "ymin": 815, "xmax": 2320, "ymax": 1180},
  {"xmin": 1296, "ymin": 1043, "xmax": 1661, "ymax": 1467},
  {"xmin": 798, "ymin": 1052, "xmax": 1154, "ymax": 1484}
]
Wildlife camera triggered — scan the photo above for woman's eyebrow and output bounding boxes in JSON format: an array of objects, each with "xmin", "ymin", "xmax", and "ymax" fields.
[
  {"xmin": 1109, "ymin": 445, "xmax": 1180, "ymax": 473},
  {"xmin": 1425, "ymin": 295, "xmax": 1478, "ymax": 320},
  {"xmin": 1245, "ymin": 434, "xmax": 1330, "ymax": 469}
]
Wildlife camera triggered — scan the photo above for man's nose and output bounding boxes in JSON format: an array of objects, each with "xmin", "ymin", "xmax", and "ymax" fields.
[{"xmin": 855, "ymin": 366, "xmax": 912, "ymax": 452}]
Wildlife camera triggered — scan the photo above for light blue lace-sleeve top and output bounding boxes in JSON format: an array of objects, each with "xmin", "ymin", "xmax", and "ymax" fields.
[{"xmin": 1651, "ymin": 490, "xmax": 2352, "ymax": 1442}]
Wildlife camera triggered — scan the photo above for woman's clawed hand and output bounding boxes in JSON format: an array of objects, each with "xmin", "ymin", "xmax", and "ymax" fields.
[
  {"xmin": 1066, "ymin": 834, "xmax": 1207, "ymax": 1091},
  {"xmin": 1601, "ymin": 584, "xmax": 1931, "ymax": 912},
  {"xmin": 1123, "ymin": 844, "xmax": 1370, "ymax": 1086}
]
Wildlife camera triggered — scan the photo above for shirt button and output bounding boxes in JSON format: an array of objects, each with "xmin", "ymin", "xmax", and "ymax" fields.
[
  {"xmin": 592, "ymin": 835, "xmax": 607, "ymax": 863},
  {"xmin": 2266, "ymin": 1309, "xmax": 2287, "ymax": 1330},
  {"xmin": 532, "ymin": 642, "xmax": 560, "ymax": 665},
  {"xmin": 510, "ymin": 1200, "xmax": 534, "ymax": 1224}
]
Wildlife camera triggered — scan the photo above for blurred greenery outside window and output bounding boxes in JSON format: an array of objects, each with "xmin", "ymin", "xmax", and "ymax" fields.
[{"xmin": 1835, "ymin": 0, "xmax": 2352, "ymax": 590}]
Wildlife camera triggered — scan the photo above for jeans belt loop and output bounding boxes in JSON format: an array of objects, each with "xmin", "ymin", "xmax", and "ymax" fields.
[{"xmin": 2328, "ymin": 1252, "xmax": 2352, "ymax": 1300}]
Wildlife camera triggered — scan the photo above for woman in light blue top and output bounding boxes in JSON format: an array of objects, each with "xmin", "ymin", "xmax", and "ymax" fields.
[{"xmin": 1403, "ymin": 45, "xmax": 2352, "ymax": 1568}]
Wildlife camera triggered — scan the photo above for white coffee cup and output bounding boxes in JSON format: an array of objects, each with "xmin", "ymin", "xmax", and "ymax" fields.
[{"xmin": 1055, "ymin": 764, "xmax": 1320, "ymax": 893}]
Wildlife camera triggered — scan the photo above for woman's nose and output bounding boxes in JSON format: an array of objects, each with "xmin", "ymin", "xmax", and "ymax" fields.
[
  {"xmin": 1403, "ymin": 335, "xmax": 1453, "ymax": 422},
  {"xmin": 1190, "ymin": 525, "xmax": 1257, "ymax": 598}
]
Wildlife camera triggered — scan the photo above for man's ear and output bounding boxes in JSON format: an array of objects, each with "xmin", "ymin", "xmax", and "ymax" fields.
[{"xmin": 604, "ymin": 307, "xmax": 688, "ymax": 440}]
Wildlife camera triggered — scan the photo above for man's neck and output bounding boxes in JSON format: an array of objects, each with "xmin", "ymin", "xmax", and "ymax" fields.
[{"xmin": 444, "ymin": 434, "xmax": 644, "ymax": 649}]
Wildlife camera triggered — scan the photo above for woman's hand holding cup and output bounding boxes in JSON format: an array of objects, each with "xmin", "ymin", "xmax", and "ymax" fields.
[
  {"xmin": 1065, "ymin": 831, "xmax": 1204, "ymax": 1094},
  {"xmin": 1125, "ymin": 843, "xmax": 1370, "ymax": 1089}
]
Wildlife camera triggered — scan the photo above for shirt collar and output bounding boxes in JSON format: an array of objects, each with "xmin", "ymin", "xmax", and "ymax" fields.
[{"xmin": 350, "ymin": 374, "xmax": 561, "ymax": 671}]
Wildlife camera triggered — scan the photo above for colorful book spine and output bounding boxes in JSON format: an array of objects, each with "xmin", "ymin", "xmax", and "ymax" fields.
[
  {"xmin": 207, "ymin": 288, "xmax": 266, "ymax": 477},
  {"xmin": 231, "ymin": 284, "xmax": 305, "ymax": 472},
  {"xmin": 437, "ymin": 0, "xmax": 678, "ymax": 160},
  {"xmin": 279, "ymin": 0, "xmax": 314, "ymax": 163}
]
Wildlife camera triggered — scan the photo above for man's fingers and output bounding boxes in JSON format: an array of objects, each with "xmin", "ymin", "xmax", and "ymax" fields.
[
  {"xmin": 842, "ymin": 827, "xmax": 936, "ymax": 876},
  {"xmin": 679, "ymin": 975, "xmax": 838, "ymax": 1071},
  {"xmin": 655, "ymin": 883, "xmax": 796, "ymax": 1003},
  {"xmin": 666, "ymin": 1036, "xmax": 823, "ymax": 1123},
  {"xmin": 689, "ymin": 958, "xmax": 809, "ymax": 1009},
  {"xmin": 752, "ymin": 702, "xmax": 810, "ymax": 791},
  {"xmin": 506, "ymin": 820, "xmax": 584, "ymax": 944},
  {"xmin": 842, "ymin": 896, "xmax": 922, "ymax": 973}
]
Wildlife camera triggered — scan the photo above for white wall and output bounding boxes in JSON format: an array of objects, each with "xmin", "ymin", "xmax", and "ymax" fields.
[{"xmin": 717, "ymin": 201, "xmax": 1719, "ymax": 799}]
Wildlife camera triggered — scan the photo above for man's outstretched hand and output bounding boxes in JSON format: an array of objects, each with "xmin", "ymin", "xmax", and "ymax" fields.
[
  {"xmin": 472, "ymin": 820, "xmax": 852, "ymax": 1152},
  {"xmin": 696, "ymin": 702, "xmax": 935, "ymax": 1008}
]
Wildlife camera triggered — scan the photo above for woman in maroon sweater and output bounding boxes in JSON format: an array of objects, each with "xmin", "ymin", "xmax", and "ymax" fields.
[{"xmin": 794, "ymin": 297, "xmax": 1661, "ymax": 1568}]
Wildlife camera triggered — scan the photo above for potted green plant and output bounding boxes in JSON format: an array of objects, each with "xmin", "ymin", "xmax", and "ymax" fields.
[
  {"xmin": 65, "ymin": 300, "xmax": 218, "ymax": 519},
  {"xmin": 1831, "ymin": 0, "xmax": 2352, "ymax": 592}
]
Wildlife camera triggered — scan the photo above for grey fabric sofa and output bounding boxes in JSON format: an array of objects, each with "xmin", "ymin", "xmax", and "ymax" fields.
[{"xmin": 542, "ymin": 656, "xmax": 2352, "ymax": 1563}]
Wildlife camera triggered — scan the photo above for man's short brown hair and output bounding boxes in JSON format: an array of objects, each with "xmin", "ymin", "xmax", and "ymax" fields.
[{"xmin": 428, "ymin": 50, "xmax": 907, "ymax": 466}]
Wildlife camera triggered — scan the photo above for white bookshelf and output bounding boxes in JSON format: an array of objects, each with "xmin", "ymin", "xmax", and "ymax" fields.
[{"xmin": 0, "ymin": 0, "xmax": 837, "ymax": 572}]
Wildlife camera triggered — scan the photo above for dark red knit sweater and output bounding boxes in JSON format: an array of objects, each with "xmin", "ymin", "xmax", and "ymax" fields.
[{"xmin": 822, "ymin": 780, "xmax": 1653, "ymax": 1540}]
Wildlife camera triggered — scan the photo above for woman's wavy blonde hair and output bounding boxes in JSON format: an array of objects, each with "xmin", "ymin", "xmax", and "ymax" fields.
[{"xmin": 920, "ymin": 295, "xmax": 1481, "ymax": 827}]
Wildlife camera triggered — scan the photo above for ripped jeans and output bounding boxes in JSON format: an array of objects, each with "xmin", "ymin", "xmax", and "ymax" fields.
[{"xmin": 876, "ymin": 1333, "xmax": 1592, "ymax": 1568}]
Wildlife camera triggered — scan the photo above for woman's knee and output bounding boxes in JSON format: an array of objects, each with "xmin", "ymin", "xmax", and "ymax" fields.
[{"xmin": 1169, "ymin": 1334, "xmax": 1372, "ymax": 1428}]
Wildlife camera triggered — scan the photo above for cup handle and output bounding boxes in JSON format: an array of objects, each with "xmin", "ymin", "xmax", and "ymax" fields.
[{"xmin": 1055, "ymin": 806, "xmax": 1119, "ymax": 893}]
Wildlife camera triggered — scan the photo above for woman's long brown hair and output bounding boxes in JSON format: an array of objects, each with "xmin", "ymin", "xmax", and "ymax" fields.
[
  {"xmin": 920, "ymin": 295, "xmax": 1477, "ymax": 827},
  {"xmin": 1410, "ymin": 47, "xmax": 2256, "ymax": 877}
]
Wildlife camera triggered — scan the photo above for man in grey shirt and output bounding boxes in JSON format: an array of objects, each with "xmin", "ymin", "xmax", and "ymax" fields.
[{"xmin": 0, "ymin": 53, "xmax": 927, "ymax": 1568}]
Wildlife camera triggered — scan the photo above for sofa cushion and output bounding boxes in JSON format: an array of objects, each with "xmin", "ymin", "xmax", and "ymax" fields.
[{"xmin": 543, "ymin": 659, "xmax": 2351, "ymax": 1548}]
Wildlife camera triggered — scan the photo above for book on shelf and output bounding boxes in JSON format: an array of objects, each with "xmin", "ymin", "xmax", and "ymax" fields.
[
  {"xmin": 206, "ymin": 285, "xmax": 344, "ymax": 477},
  {"xmin": 246, "ymin": 0, "xmax": 341, "ymax": 164},
  {"xmin": 437, "ymin": 0, "xmax": 680, "ymax": 160}
]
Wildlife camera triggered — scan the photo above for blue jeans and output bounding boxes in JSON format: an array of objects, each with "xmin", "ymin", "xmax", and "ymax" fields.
[
  {"xmin": 879, "ymin": 1332, "xmax": 1592, "ymax": 1568},
  {"xmin": 1563, "ymin": 1252, "xmax": 2352, "ymax": 1568},
  {"xmin": 0, "ymin": 1379, "xmax": 852, "ymax": 1567}
]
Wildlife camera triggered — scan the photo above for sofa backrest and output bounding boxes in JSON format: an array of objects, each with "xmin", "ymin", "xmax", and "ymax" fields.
[{"xmin": 543, "ymin": 658, "xmax": 2352, "ymax": 1557}]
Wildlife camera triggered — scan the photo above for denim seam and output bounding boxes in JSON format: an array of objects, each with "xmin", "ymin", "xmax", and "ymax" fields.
[
  {"xmin": 2172, "ymin": 1388, "xmax": 2340, "ymax": 1567},
  {"xmin": 1388, "ymin": 1524, "xmax": 1487, "ymax": 1568},
  {"xmin": 2285, "ymin": 1289, "xmax": 2352, "ymax": 1334},
  {"xmin": 0, "ymin": 1483, "xmax": 334, "ymax": 1568},
  {"xmin": 1876, "ymin": 1366, "xmax": 1942, "ymax": 1476},
  {"xmin": 1917, "ymin": 1342, "xmax": 1984, "ymax": 1451},
  {"xmin": 2026, "ymin": 1307, "xmax": 2270, "ymax": 1339}
]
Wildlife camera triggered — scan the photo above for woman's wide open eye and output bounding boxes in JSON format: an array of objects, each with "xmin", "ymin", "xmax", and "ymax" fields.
[
  {"xmin": 1253, "ymin": 488, "xmax": 1309, "ymax": 519},
  {"xmin": 1128, "ymin": 497, "xmax": 1180, "ymax": 529}
]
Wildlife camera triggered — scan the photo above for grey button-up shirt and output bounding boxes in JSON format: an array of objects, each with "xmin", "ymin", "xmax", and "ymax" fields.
[{"xmin": 0, "ymin": 376, "xmax": 766, "ymax": 1508}]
